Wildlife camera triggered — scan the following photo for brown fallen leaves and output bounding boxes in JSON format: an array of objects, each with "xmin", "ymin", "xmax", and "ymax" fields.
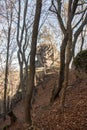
[{"xmin": 0, "ymin": 71, "xmax": 87, "ymax": 130}]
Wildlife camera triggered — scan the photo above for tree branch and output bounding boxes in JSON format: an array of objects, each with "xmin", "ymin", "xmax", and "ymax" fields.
[
  {"xmin": 49, "ymin": 0, "xmax": 66, "ymax": 34},
  {"xmin": 72, "ymin": 14, "xmax": 87, "ymax": 57},
  {"xmin": 75, "ymin": 7, "xmax": 87, "ymax": 15},
  {"xmin": 74, "ymin": 14, "xmax": 87, "ymax": 39},
  {"xmin": 71, "ymin": 0, "xmax": 79, "ymax": 20},
  {"xmin": 73, "ymin": 11, "xmax": 85, "ymax": 29}
]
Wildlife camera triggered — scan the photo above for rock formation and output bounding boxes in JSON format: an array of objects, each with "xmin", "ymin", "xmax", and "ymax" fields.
[{"xmin": 36, "ymin": 43, "xmax": 60, "ymax": 68}]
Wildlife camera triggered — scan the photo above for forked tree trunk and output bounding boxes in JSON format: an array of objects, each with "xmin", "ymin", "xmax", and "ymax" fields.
[
  {"xmin": 17, "ymin": 0, "xmax": 28, "ymax": 97},
  {"xmin": 25, "ymin": 0, "xmax": 42, "ymax": 125},
  {"xmin": 50, "ymin": 0, "xmax": 73, "ymax": 106},
  {"xmin": 60, "ymin": 24, "xmax": 72, "ymax": 111},
  {"xmin": 3, "ymin": 25, "xmax": 11, "ymax": 120},
  {"xmin": 50, "ymin": 0, "xmax": 87, "ymax": 109}
]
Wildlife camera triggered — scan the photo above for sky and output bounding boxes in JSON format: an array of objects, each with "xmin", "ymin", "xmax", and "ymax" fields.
[{"xmin": 0, "ymin": 0, "xmax": 87, "ymax": 70}]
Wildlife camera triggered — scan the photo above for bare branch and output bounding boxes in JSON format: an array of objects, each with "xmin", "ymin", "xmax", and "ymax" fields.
[
  {"xmin": 72, "ymin": 13, "xmax": 87, "ymax": 56},
  {"xmin": 17, "ymin": 0, "xmax": 21, "ymax": 46},
  {"xmin": 67, "ymin": 0, "xmax": 73, "ymax": 24},
  {"xmin": 71, "ymin": 0, "xmax": 79, "ymax": 20},
  {"xmin": 49, "ymin": 0, "xmax": 66, "ymax": 34},
  {"xmin": 75, "ymin": 7, "xmax": 87, "ymax": 15},
  {"xmin": 20, "ymin": 0, "xmax": 28, "ymax": 44},
  {"xmin": 74, "ymin": 14, "xmax": 87, "ymax": 39},
  {"xmin": 73, "ymin": 11, "xmax": 86, "ymax": 29}
]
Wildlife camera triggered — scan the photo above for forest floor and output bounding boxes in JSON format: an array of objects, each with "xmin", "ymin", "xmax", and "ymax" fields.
[{"xmin": 0, "ymin": 70, "xmax": 87, "ymax": 130}]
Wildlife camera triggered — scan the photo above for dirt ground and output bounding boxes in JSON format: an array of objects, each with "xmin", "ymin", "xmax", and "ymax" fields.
[{"xmin": 0, "ymin": 70, "xmax": 87, "ymax": 130}]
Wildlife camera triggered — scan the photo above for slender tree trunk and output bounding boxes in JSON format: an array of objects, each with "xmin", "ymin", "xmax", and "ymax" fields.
[
  {"xmin": 60, "ymin": 12, "xmax": 72, "ymax": 111},
  {"xmin": 3, "ymin": 26, "xmax": 11, "ymax": 120},
  {"xmin": 50, "ymin": 0, "xmax": 87, "ymax": 106},
  {"xmin": 80, "ymin": 32, "xmax": 84, "ymax": 52},
  {"xmin": 60, "ymin": 62, "xmax": 69, "ymax": 111},
  {"xmin": 56, "ymin": 35, "xmax": 68, "ymax": 97},
  {"xmin": 50, "ymin": 34, "xmax": 68, "ymax": 103},
  {"xmin": 80, "ymin": 2, "xmax": 84, "ymax": 52},
  {"xmin": 17, "ymin": 53, "xmax": 23, "ymax": 92},
  {"xmin": 25, "ymin": 0, "xmax": 42, "ymax": 125},
  {"xmin": 17, "ymin": 0, "xmax": 28, "ymax": 96},
  {"xmin": 60, "ymin": 41, "xmax": 71, "ymax": 112}
]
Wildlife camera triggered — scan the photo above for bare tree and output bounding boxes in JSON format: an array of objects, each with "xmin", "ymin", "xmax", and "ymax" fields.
[
  {"xmin": 50, "ymin": 0, "xmax": 87, "ymax": 110},
  {"xmin": 2, "ymin": 0, "xmax": 17, "ymax": 120},
  {"xmin": 16, "ymin": 0, "xmax": 28, "ymax": 95},
  {"xmin": 25, "ymin": 0, "xmax": 42, "ymax": 126}
]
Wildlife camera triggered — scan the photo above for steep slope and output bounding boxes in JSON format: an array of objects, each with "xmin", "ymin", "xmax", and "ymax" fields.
[{"xmin": 0, "ymin": 70, "xmax": 87, "ymax": 130}]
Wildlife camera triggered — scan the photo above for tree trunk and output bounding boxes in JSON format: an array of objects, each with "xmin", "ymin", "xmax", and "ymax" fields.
[
  {"xmin": 80, "ymin": 32, "xmax": 84, "ymax": 52},
  {"xmin": 60, "ymin": 62, "xmax": 69, "ymax": 112},
  {"xmin": 25, "ymin": 0, "xmax": 42, "ymax": 125},
  {"xmin": 7, "ymin": 111, "xmax": 17, "ymax": 125},
  {"xmin": 60, "ymin": 42, "xmax": 71, "ymax": 112},
  {"xmin": 60, "ymin": 18, "xmax": 72, "ymax": 111},
  {"xmin": 3, "ymin": 25, "xmax": 11, "ymax": 120},
  {"xmin": 17, "ymin": 0, "xmax": 28, "ymax": 97},
  {"xmin": 50, "ymin": 0, "xmax": 87, "ymax": 106},
  {"xmin": 50, "ymin": 34, "xmax": 68, "ymax": 103}
]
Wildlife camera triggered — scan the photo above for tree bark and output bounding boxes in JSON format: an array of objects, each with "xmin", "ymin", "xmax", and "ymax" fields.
[
  {"xmin": 60, "ymin": 40, "xmax": 72, "ymax": 112},
  {"xmin": 7, "ymin": 111, "xmax": 17, "ymax": 125},
  {"xmin": 3, "ymin": 19, "xmax": 12, "ymax": 120},
  {"xmin": 50, "ymin": 33, "xmax": 68, "ymax": 102},
  {"xmin": 25, "ymin": 0, "xmax": 42, "ymax": 125},
  {"xmin": 50, "ymin": 0, "xmax": 87, "ymax": 108},
  {"xmin": 17, "ymin": 0, "xmax": 29, "ymax": 96}
]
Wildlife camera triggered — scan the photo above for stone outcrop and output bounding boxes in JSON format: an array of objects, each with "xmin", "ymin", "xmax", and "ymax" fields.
[
  {"xmin": 72, "ymin": 50, "xmax": 87, "ymax": 80},
  {"xmin": 73, "ymin": 50, "xmax": 87, "ymax": 72},
  {"xmin": 36, "ymin": 43, "xmax": 60, "ymax": 68}
]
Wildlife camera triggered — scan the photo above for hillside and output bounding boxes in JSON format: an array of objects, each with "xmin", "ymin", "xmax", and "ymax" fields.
[{"xmin": 0, "ymin": 70, "xmax": 87, "ymax": 130}]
